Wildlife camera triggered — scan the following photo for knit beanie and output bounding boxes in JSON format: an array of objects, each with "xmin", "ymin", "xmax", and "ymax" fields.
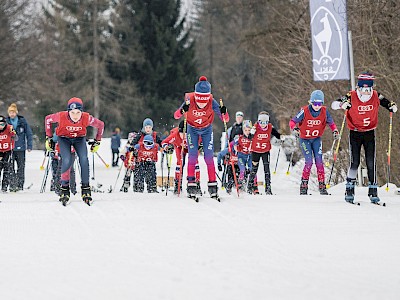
[
  {"xmin": 310, "ymin": 90, "xmax": 324, "ymax": 105},
  {"xmin": 143, "ymin": 118, "xmax": 153, "ymax": 129},
  {"xmin": 357, "ymin": 72, "xmax": 375, "ymax": 87},
  {"xmin": 8, "ymin": 103, "xmax": 18, "ymax": 114},
  {"xmin": 194, "ymin": 76, "xmax": 211, "ymax": 104},
  {"xmin": 67, "ymin": 97, "xmax": 83, "ymax": 111}
]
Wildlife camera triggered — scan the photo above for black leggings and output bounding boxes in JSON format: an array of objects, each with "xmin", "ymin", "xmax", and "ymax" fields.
[
  {"xmin": 249, "ymin": 151, "xmax": 271, "ymax": 186},
  {"xmin": 348, "ymin": 130, "xmax": 376, "ymax": 183}
]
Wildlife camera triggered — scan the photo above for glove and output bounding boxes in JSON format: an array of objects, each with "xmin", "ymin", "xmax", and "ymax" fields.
[
  {"xmin": 218, "ymin": 164, "xmax": 222, "ymax": 172},
  {"xmin": 45, "ymin": 137, "xmax": 55, "ymax": 152},
  {"xmin": 389, "ymin": 102, "xmax": 398, "ymax": 113},
  {"xmin": 333, "ymin": 129, "xmax": 340, "ymax": 140},
  {"xmin": 90, "ymin": 140, "xmax": 100, "ymax": 153},
  {"xmin": 340, "ymin": 97, "xmax": 352, "ymax": 110},
  {"xmin": 198, "ymin": 142, "xmax": 203, "ymax": 153},
  {"xmin": 220, "ymin": 105, "xmax": 227, "ymax": 114},
  {"xmin": 120, "ymin": 155, "xmax": 126, "ymax": 161},
  {"xmin": 250, "ymin": 126, "xmax": 256, "ymax": 135},
  {"xmin": 292, "ymin": 127, "xmax": 300, "ymax": 138},
  {"xmin": 181, "ymin": 103, "xmax": 190, "ymax": 113},
  {"xmin": 164, "ymin": 144, "xmax": 174, "ymax": 154},
  {"xmin": 10, "ymin": 129, "xmax": 17, "ymax": 139}
]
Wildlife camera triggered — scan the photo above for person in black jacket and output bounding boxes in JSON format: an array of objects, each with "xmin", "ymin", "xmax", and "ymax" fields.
[{"xmin": 6, "ymin": 103, "xmax": 33, "ymax": 191}]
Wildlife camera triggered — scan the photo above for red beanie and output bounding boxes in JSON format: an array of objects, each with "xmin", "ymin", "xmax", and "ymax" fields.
[{"xmin": 67, "ymin": 97, "xmax": 83, "ymax": 111}]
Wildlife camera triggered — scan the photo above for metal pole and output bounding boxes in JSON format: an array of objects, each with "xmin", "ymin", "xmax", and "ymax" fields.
[{"xmin": 348, "ymin": 31, "xmax": 362, "ymax": 186}]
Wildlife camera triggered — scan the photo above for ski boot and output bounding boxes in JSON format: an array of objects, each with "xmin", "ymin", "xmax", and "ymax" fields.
[
  {"xmin": 148, "ymin": 185, "xmax": 159, "ymax": 193},
  {"xmin": 208, "ymin": 181, "xmax": 220, "ymax": 201},
  {"xmin": 187, "ymin": 182, "xmax": 199, "ymax": 202},
  {"xmin": 319, "ymin": 182, "xmax": 329, "ymax": 195},
  {"xmin": 121, "ymin": 181, "xmax": 129, "ymax": 193},
  {"xmin": 265, "ymin": 185, "xmax": 273, "ymax": 195},
  {"xmin": 59, "ymin": 185, "xmax": 71, "ymax": 206},
  {"xmin": 253, "ymin": 184, "xmax": 260, "ymax": 195},
  {"xmin": 300, "ymin": 179, "xmax": 308, "ymax": 195},
  {"xmin": 368, "ymin": 183, "xmax": 380, "ymax": 204},
  {"xmin": 196, "ymin": 182, "xmax": 203, "ymax": 196},
  {"xmin": 50, "ymin": 179, "xmax": 55, "ymax": 191},
  {"xmin": 345, "ymin": 178, "xmax": 356, "ymax": 203},
  {"xmin": 70, "ymin": 183, "xmax": 77, "ymax": 195},
  {"xmin": 81, "ymin": 184, "xmax": 93, "ymax": 206}
]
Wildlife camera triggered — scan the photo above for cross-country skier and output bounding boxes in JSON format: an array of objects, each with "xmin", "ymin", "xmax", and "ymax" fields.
[
  {"xmin": 247, "ymin": 111, "xmax": 282, "ymax": 195},
  {"xmin": 290, "ymin": 90, "xmax": 339, "ymax": 195},
  {"xmin": 174, "ymin": 76, "xmax": 229, "ymax": 199},
  {"xmin": 161, "ymin": 121, "xmax": 201, "ymax": 194},
  {"xmin": 133, "ymin": 134, "xmax": 158, "ymax": 193},
  {"xmin": 0, "ymin": 115, "xmax": 17, "ymax": 192},
  {"xmin": 234, "ymin": 120, "xmax": 253, "ymax": 190},
  {"xmin": 45, "ymin": 97, "xmax": 104, "ymax": 206},
  {"xmin": 331, "ymin": 72, "xmax": 397, "ymax": 204}
]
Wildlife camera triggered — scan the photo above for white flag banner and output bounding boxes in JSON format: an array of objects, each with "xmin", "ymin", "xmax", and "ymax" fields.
[{"xmin": 310, "ymin": 0, "xmax": 349, "ymax": 81}]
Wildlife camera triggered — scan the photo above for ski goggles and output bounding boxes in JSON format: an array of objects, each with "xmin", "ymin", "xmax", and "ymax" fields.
[
  {"xmin": 258, "ymin": 114, "xmax": 269, "ymax": 125},
  {"xmin": 311, "ymin": 101, "xmax": 323, "ymax": 107},
  {"xmin": 359, "ymin": 86, "xmax": 373, "ymax": 93},
  {"xmin": 236, "ymin": 111, "xmax": 244, "ymax": 117},
  {"xmin": 144, "ymin": 140, "xmax": 154, "ymax": 148}
]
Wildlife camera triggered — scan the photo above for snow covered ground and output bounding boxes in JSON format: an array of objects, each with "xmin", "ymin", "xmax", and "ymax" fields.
[{"xmin": 1, "ymin": 138, "xmax": 400, "ymax": 300}]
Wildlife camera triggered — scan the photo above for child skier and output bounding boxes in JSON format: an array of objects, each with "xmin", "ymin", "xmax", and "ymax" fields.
[
  {"xmin": 130, "ymin": 118, "xmax": 162, "ymax": 148},
  {"xmin": 161, "ymin": 121, "xmax": 201, "ymax": 194},
  {"xmin": 120, "ymin": 132, "xmax": 137, "ymax": 192},
  {"xmin": 234, "ymin": 120, "xmax": 253, "ymax": 190},
  {"xmin": 247, "ymin": 111, "xmax": 282, "ymax": 195},
  {"xmin": 174, "ymin": 76, "xmax": 229, "ymax": 199},
  {"xmin": 290, "ymin": 90, "xmax": 339, "ymax": 195},
  {"xmin": 45, "ymin": 97, "xmax": 104, "ymax": 206},
  {"xmin": 331, "ymin": 73, "xmax": 397, "ymax": 204},
  {"xmin": 133, "ymin": 134, "xmax": 158, "ymax": 193},
  {"xmin": 0, "ymin": 116, "xmax": 17, "ymax": 192},
  {"xmin": 224, "ymin": 140, "xmax": 240, "ymax": 194}
]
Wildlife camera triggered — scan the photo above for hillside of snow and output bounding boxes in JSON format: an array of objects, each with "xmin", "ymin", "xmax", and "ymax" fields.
[{"xmin": 1, "ymin": 138, "xmax": 399, "ymax": 300}]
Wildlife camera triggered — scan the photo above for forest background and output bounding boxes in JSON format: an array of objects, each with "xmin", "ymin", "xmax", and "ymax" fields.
[{"xmin": 1, "ymin": 0, "xmax": 399, "ymax": 185}]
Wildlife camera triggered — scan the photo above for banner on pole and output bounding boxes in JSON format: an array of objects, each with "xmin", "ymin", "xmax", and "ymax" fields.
[{"xmin": 310, "ymin": 0, "xmax": 349, "ymax": 81}]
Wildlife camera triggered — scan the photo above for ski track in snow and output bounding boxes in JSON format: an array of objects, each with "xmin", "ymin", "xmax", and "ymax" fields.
[{"xmin": 0, "ymin": 138, "xmax": 399, "ymax": 300}]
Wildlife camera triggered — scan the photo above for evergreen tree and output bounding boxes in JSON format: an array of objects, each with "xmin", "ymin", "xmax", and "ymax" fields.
[{"xmin": 129, "ymin": 0, "xmax": 197, "ymax": 130}]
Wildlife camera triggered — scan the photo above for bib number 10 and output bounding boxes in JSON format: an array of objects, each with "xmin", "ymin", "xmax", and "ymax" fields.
[{"xmin": 305, "ymin": 129, "xmax": 320, "ymax": 137}]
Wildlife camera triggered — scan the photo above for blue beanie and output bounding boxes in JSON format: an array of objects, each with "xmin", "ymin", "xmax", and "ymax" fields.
[
  {"xmin": 195, "ymin": 76, "xmax": 211, "ymax": 95},
  {"xmin": 310, "ymin": 90, "xmax": 324, "ymax": 104},
  {"xmin": 143, "ymin": 134, "xmax": 154, "ymax": 149},
  {"xmin": 143, "ymin": 118, "xmax": 153, "ymax": 129},
  {"xmin": 357, "ymin": 72, "xmax": 375, "ymax": 87}
]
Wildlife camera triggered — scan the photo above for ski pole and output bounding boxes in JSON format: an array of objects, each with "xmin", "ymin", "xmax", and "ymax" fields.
[
  {"xmin": 95, "ymin": 152, "xmax": 110, "ymax": 168},
  {"xmin": 177, "ymin": 95, "xmax": 190, "ymax": 197},
  {"xmin": 220, "ymin": 98, "xmax": 240, "ymax": 197},
  {"xmin": 325, "ymin": 139, "xmax": 337, "ymax": 167},
  {"xmin": 40, "ymin": 156, "xmax": 51, "ymax": 193},
  {"xmin": 166, "ymin": 152, "xmax": 172, "ymax": 196},
  {"xmin": 286, "ymin": 137, "xmax": 297, "ymax": 175},
  {"xmin": 326, "ymin": 112, "xmax": 347, "ymax": 189},
  {"xmin": 386, "ymin": 112, "xmax": 393, "ymax": 192},
  {"xmin": 40, "ymin": 151, "xmax": 48, "ymax": 170},
  {"xmin": 112, "ymin": 161, "xmax": 124, "ymax": 193},
  {"xmin": 161, "ymin": 151, "xmax": 165, "ymax": 191},
  {"xmin": 273, "ymin": 146, "xmax": 281, "ymax": 174}
]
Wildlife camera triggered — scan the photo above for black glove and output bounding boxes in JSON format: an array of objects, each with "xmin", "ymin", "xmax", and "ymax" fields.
[
  {"xmin": 220, "ymin": 105, "xmax": 227, "ymax": 114},
  {"xmin": 333, "ymin": 129, "xmax": 340, "ymax": 140},
  {"xmin": 341, "ymin": 96, "xmax": 352, "ymax": 110},
  {"xmin": 218, "ymin": 164, "xmax": 222, "ymax": 172},
  {"xmin": 198, "ymin": 142, "xmax": 203, "ymax": 153},
  {"xmin": 292, "ymin": 127, "xmax": 300, "ymax": 138},
  {"xmin": 165, "ymin": 144, "xmax": 174, "ymax": 154},
  {"xmin": 181, "ymin": 103, "xmax": 190, "ymax": 113}
]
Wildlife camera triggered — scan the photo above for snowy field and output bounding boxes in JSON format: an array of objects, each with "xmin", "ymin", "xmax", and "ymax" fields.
[{"xmin": 1, "ymin": 138, "xmax": 400, "ymax": 300}]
